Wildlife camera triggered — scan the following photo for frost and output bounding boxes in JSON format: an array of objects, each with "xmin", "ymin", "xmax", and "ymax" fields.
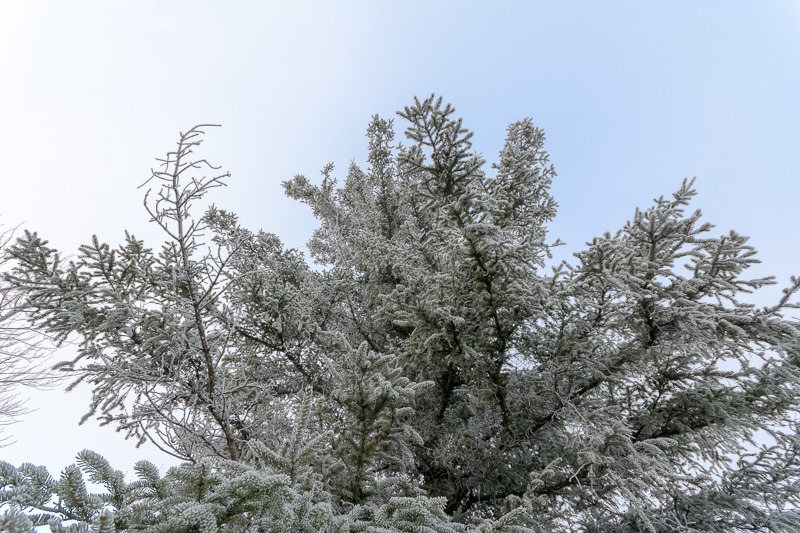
[{"xmin": 3, "ymin": 97, "xmax": 800, "ymax": 531}]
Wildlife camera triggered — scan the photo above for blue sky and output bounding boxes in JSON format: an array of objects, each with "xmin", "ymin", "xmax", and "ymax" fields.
[{"xmin": 1, "ymin": 1, "xmax": 799, "ymax": 475}]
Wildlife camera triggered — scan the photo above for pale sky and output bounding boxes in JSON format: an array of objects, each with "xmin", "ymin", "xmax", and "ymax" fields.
[{"xmin": 1, "ymin": 1, "xmax": 799, "ymax": 478}]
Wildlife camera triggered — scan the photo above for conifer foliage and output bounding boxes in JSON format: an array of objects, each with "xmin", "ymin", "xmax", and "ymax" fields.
[
  {"xmin": 2, "ymin": 96, "xmax": 800, "ymax": 531},
  {"xmin": 0, "ymin": 226, "xmax": 55, "ymax": 446}
]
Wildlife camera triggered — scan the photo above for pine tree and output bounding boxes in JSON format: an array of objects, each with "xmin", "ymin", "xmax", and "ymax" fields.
[
  {"xmin": 3, "ymin": 96, "xmax": 800, "ymax": 531},
  {"xmin": 0, "ymin": 225, "xmax": 56, "ymax": 446}
]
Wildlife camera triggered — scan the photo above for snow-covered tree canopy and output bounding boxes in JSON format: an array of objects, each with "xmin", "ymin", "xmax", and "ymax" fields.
[
  {"xmin": 0, "ymin": 226, "xmax": 56, "ymax": 447},
  {"xmin": 2, "ymin": 96, "xmax": 800, "ymax": 532}
]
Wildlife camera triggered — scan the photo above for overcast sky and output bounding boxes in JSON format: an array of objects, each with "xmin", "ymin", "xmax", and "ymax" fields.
[{"xmin": 2, "ymin": 1, "xmax": 799, "ymax": 478}]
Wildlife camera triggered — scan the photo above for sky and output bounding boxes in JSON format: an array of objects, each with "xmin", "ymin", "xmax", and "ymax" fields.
[{"xmin": 1, "ymin": 1, "xmax": 799, "ymax": 479}]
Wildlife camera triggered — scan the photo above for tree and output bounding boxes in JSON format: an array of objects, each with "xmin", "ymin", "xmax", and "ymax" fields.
[
  {"xmin": 2, "ymin": 96, "xmax": 800, "ymax": 532},
  {"xmin": 0, "ymin": 224, "xmax": 55, "ymax": 446}
]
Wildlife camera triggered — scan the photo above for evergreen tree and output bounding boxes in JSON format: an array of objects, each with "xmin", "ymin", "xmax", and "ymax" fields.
[
  {"xmin": 0, "ymin": 225, "xmax": 55, "ymax": 446},
  {"xmin": 2, "ymin": 96, "xmax": 799, "ymax": 531}
]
